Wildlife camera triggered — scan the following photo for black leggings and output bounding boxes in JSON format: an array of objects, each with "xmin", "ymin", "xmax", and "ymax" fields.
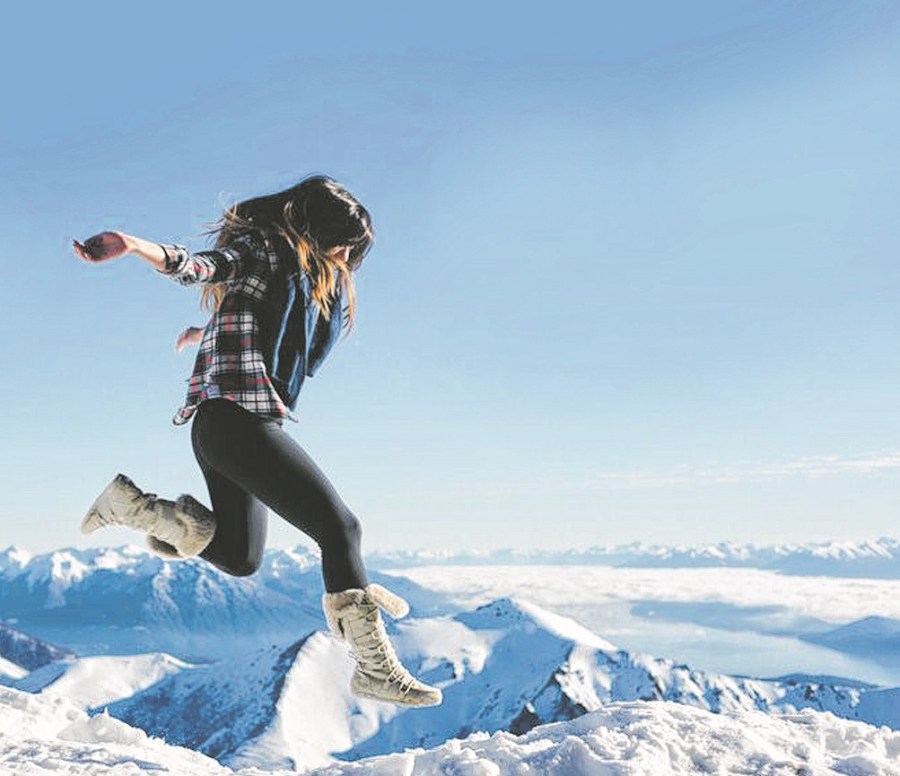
[{"xmin": 191, "ymin": 398, "xmax": 367, "ymax": 592}]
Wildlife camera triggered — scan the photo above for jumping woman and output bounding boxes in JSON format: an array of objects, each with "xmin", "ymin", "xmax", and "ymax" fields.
[{"xmin": 73, "ymin": 175, "xmax": 442, "ymax": 707}]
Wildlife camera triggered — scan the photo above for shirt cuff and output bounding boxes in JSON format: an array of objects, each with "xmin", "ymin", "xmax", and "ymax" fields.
[{"xmin": 157, "ymin": 244, "xmax": 187, "ymax": 274}]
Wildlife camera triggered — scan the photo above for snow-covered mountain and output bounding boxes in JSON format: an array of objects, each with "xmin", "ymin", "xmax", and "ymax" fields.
[
  {"xmin": 368, "ymin": 536, "xmax": 900, "ymax": 577},
  {"xmin": 11, "ymin": 652, "xmax": 191, "ymax": 709},
  {"xmin": 65, "ymin": 598, "xmax": 894, "ymax": 769},
  {"xmin": 104, "ymin": 634, "xmax": 386, "ymax": 771},
  {"xmin": 0, "ymin": 545, "xmax": 340, "ymax": 660},
  {"xmin": 0, "ymin": 545, "xmax": 448, "ymax": 661},
  {"xmin": 802, "ymin": 615, "xmax": 900, "ymax": 665},
  {"xmin": 3, "ymin": 684, "xmax": 899, "ymax": 776}
]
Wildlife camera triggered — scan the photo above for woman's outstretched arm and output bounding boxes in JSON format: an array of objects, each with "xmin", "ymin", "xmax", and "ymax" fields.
[
  {"xmin": 74, "ymin": 230, "xmax": 267, "ymax": 285},
  {"xmin": 73, "ymin": 231, "xmax": 168, "ymax": 270}
]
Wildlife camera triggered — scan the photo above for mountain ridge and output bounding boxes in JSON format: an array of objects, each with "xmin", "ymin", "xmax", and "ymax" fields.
[{"xmin": 38, "ymin": 597, "xmax": 892, "ymax": 769}]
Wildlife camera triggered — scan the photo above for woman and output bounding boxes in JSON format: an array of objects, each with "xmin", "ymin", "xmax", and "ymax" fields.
[{"xmin": 73, "ymin": 175, "xmax": 442, "ymax": 708}]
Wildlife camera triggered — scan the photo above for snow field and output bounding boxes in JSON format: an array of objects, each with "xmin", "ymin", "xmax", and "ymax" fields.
[
  {"xmin": 0, "ymin": 687, "xmax": 230, "ymax": 775},
  {"xmin": 305, "ymin": 703, "xmax": 900, "ymax": 776},
  {"xmin": 3, "ymin": 685, "xmax": 899, "ymax": 776}
]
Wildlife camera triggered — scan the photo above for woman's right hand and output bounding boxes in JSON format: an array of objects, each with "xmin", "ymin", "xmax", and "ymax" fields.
[
  {"xmin": 73, "ymin": 231, "xmax": 133, "ymax": 263},
  {"xmin": 176, "ymin": 326, "xmax": 205, "ymax": 353}
]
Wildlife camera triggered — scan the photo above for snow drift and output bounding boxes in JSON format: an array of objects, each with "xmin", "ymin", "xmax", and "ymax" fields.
[{"xmin": 2, "ymin": 684, "xmax": 899, "ymax": 776}]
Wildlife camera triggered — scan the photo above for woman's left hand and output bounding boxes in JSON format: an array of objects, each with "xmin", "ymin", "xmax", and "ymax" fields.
[
  {"xmin": 176, "ymin": 326, "xmax": 205, "ymax": 353},
  {"xmin": 73, "ymin": 231, "xmax": 133, "ymax": 263}
]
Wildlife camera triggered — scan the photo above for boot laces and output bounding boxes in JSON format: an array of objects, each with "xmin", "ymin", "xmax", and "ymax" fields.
[{"xmin": 345, "ymin": 605, "xmax": 418, "ymax": 695}]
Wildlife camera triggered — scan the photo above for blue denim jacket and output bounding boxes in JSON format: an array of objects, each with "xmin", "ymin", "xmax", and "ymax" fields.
[{"xmin": 263, "ymin": 259, "xmax": 343, "ymax": 410}]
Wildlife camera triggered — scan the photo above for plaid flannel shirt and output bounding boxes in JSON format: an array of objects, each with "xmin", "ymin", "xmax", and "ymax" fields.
[{"xmin": 158, "ymin": 231, "xmax": 296, "ymax": 426}]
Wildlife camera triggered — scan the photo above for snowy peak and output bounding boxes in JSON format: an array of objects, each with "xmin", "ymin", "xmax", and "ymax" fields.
[
  {"xmin": 0, "ymin": 546, "xmax": 326, "ymax": 660},
  {"xmin": 368, "ymin": 537, "xmax": 900, "ymax": 577},
  {"xmin": 456, "ymin": 597, "xmax": 535, "ymax": 630},
  {"xmin": 456, "ymin": 598, "xmax": 617, "ymax": 651},
  {"xmin": 772, "ymin": 537, "xmax": 896, "ymax": 560},
  {"xmin": 24, "ymin": 551, "xmax": 90, "ymax": 607},
  {"xmin": 106, "ymin": 637, "xmax": 310, "ymax": 756},
  {"xmin": 259, "ymin": 544, "xmax": 321, "ymax": 579},
  {"xmin": 14, "ymin": 652, "xmax": 191, "ymax": 710},
  {"xmin": 100, "ymin": 599, "xmax": 640, "ymax": 766},
  {"xmin": 105, "ymin": 631, "xmax": 378, "ymax": 770},
  {"xmin": 346, "ymin": 598, "xmax": 896, "ymax": 764},
  {"xmin": 0, "ymin": 545, "xmax": 32, "ymax": 576}
]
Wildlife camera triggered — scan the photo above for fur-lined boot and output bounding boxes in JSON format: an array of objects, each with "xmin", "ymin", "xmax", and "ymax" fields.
[
  {"xmin": 82, "ymin": 474, "xmax": 215, "ymax": 559},
  {"xmin": 323, "ymin": 583, "xmax": 442, "ymax": 707}
]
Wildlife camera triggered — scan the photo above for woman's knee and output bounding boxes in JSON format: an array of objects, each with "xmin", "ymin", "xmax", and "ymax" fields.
[
  {"xmin": 219, "ymin": 556, "xmax": 261, "ymax": 577},
  {"xmin": 322, "ymin": 507, "xmax": 362, "ymax": 552},
  {"xmin": 340, "ymin": 509, "xmax": 363, "ymax": 546},
  {"xmin": 228, "ymin": 557, "xmax": 262, "ymax": 577},
  {"xmin": 201, "ymin": 546, "xmax": 263, "ymax": 578}
]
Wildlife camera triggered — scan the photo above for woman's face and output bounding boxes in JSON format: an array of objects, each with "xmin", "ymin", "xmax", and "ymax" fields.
[{"xmin": 326, "ymin": 245, "xmax": 352, "ymax": 266}]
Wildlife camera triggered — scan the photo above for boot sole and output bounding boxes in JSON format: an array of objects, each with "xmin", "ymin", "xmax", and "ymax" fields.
[{"xmin": 351, "ymin": 676, "xmax": 443, "ymax": 707}]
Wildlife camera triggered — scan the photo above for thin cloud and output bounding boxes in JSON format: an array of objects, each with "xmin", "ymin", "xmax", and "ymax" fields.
[
  {"xmin": 582, "ymin": 452, "xmax": 900, "ymax": 489},
  {"xmin": 473, "ymin": 452, "xmax": 900, "ymax": 497},
  {"xmin": 584, "ymin": 452, "xmax": 900, "ymax": 487}
]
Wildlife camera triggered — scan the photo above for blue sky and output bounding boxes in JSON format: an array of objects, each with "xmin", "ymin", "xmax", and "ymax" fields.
[{"xmin": 2, "ymin": 1, "xmax": 898, "ymax": 553}]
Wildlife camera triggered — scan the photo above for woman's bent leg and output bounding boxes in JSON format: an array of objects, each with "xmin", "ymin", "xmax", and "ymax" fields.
[{"xmin": 191, "ymin": 399, "xmax": 367, "ymax": 592}]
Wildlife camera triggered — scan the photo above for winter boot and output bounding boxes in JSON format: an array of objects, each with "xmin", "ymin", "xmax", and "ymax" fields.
[
  {"xmin": 322, "ymin": 583, "xmax": 442, "ymax": 707},
  {"xmin": 144, "ymin": 495, "xmax": 215, "ymax": 559},
  {"xmin": 82, "ymin": 474, "xmax": 216, "ymax": 559}
]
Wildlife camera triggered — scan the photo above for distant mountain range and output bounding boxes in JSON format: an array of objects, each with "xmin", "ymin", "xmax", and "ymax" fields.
[
  {"xmin": 5, "ymin": 537, "xmax": 898, "ymax": 582},
  {"xmin": 2, "ymin": 543, "xmax": 897, "ymax": 665},
  {"xmin": 366, "ymin": 536, "xmax": 900, "ymax": 577},
  {"xmin": 0, "ymin": 545, "xmax": 341, "ymax": 660},
  {"xmin": 3, "ymin": 598, "xmax": 897, "ymax": 770}
]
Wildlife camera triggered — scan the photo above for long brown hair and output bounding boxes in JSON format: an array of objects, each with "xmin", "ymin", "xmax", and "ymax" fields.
[{"xmin": 202, "ymin": 175, "xmax": 374, "ymax": 329}]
